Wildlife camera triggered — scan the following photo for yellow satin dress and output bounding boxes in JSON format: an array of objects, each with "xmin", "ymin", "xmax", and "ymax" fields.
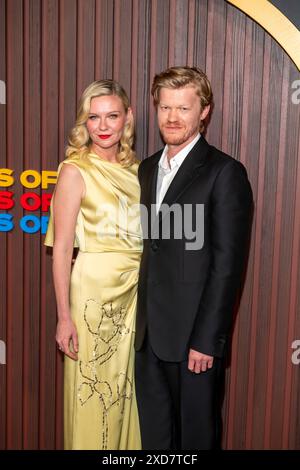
[{"xmin": 44, "ymin": 152, "xmax": 142, "ymax": 450}]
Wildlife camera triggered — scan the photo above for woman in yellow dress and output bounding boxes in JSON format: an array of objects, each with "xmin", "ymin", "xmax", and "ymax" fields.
[{"xmin": 44, "ymin": 80, "xmax": 142, "ymax": 450}]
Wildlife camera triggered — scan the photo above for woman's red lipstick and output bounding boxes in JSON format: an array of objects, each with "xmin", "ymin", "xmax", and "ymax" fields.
[{"xmin": 99, "ymin": 134, "xmax": 111, "ymax": 140}]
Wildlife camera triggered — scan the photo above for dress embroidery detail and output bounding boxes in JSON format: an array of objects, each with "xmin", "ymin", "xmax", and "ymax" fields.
[{"xmin": 77, "ymin": 300, "xmax": 132, "ymax": 449}]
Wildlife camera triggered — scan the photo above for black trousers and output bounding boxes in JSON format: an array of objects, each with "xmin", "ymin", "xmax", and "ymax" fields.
[{"xmin": 135, "ymin": 335, "xmax": 223, "ymax": 450}]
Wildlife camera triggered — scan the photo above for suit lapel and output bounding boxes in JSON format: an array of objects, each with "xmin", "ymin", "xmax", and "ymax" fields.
[
  {"xmin": 141, "ymin": 153, "xmax": 161, "ymax": 238},
  {"xmin": 160, "ymin": 136, "xmax": 210, "ymax": 209},
  {"xmin": 150, "ymin": 162, "xmax": 159, "ymax": 207},
  {"xmin": 143, "ymin": 137, "xmax": 211, "ymax": 237},
  {"xmin": 143, "ymin": 153, "xmax": 160, "ymax": 210}
]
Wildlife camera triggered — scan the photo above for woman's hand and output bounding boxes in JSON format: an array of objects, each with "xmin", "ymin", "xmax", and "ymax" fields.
[{"xmin": 56, "ymin": 318, "xmax": 79, "ymax": 361}]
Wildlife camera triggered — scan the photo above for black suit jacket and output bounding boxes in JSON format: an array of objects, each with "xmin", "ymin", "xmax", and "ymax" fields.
[{"xmin": 135, "ymin": 136, "xmax": 253, "ymax": 361}]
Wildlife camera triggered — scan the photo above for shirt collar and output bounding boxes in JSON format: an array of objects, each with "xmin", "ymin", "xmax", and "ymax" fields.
[{"xmin": 158, "ymin": 133, "xmax": 201, "ymax": 171}]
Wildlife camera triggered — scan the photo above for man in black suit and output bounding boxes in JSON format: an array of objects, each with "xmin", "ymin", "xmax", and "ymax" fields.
[{"xmin": 135, "ymin": 66, "xmax": 253, "ymax": 450}]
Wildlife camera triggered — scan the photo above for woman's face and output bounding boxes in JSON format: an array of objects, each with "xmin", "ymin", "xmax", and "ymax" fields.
[{"xmin": 86, "ymin": 95, "xmax": 130, "ymax": 157}]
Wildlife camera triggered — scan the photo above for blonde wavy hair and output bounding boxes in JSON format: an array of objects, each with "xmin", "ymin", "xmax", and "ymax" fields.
[
  {"xmin": 66, "ymin": 80, "xmax": 136, "ymax": 166},
  {"xmin": 151, "ymin": 66, "xmax": 213, "ymax": 132}
]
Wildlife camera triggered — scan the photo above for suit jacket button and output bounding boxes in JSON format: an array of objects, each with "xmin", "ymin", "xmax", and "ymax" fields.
[{"xmin": 151, "ymin": 240, "xmax": 159, "ymax": 251}]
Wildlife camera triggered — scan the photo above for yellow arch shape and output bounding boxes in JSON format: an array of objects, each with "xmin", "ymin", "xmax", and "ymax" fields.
[{"xmin": 226, "ymin": 0, "xmax": 300, "ymax": 70}]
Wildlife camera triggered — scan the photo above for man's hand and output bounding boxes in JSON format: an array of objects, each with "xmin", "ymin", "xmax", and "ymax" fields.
[{"xmin": 188, "ymin": 348, "xmax": 214, "ymax": 373}]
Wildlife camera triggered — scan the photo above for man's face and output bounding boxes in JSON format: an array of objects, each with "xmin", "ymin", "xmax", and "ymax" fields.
[{"xmin": 157, "ymin": 86, "xmax": 210, "ymax": 149}]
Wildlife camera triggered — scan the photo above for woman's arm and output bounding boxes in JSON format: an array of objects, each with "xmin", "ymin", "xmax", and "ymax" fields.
[{"xmin": 52, "ymin": 163, "xmax": 86, "ymax": 360}]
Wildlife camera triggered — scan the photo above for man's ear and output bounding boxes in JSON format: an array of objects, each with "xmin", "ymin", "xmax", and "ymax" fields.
[{"xmin": 200, "ymin": 105, "xmax": 210, "ymax": 121}]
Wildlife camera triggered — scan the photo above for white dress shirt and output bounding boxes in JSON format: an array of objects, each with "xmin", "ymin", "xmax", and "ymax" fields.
[{"xmin": 156, "ymin": 133, "xmax": 200, "ymax": 213}]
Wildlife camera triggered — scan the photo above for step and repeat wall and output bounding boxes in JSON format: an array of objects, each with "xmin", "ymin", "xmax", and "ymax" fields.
[{"xmin": 0, "ymin": 0, "xmax": 300, "ymax": 449}]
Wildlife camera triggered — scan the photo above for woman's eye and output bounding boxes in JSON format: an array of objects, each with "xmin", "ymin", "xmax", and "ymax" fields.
[
  {"xmin": 109, "ymin": 114, "xmax": 118, "ymax": 119},
  {"xmin": 88, "ymin": 115, "xmax": 97, "ymax": 120}
]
